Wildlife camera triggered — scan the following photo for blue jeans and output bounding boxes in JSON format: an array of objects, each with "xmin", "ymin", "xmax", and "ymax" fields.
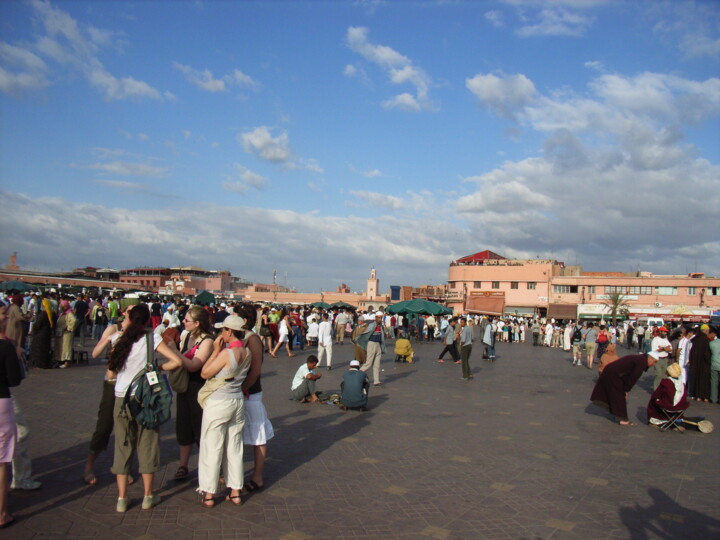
[{"xmin": 292, "ymin": 326, "xmax": 303, "ymax": 350}]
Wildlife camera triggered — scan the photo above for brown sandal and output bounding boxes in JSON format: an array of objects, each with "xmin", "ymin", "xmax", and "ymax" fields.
[
  {"xmin": 226, "ymin": 493, "xmax": 242, "ymax": 505},
  {"xmin": 201, "ymin": 493, "xmax": 215, "ymax": 508}
]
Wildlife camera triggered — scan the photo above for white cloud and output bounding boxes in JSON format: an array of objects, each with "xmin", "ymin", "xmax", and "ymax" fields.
[
  {"xmin": 173, "ymin": 62, "xmax": 226, "ymax": 92},
  {"xmin": 0, "ymin": 42, "xmax": 49, "ymax": 94},
  {"xmin": 223, "ymin": 164, "xmax": 268, "ymax": 193},
  {"xmin": 363, "ymin": 169, "xmax": 382, "ymax": 178},
  {"xmin": 485, "ymin": 10, "xmax": 505, "ymax": 27},
  {"xmin": 382, "ymin": 92, "xmax": 420, "ymax": 112},
  {"xmin": 173, "ymin": 62, "xmax": 258, "ymax": 92},
  {"xmin": 466, "ymin": 72, "xmax": 537, "ymax": 119},
  {"xmin": 350, "ymin": 190, "xmax": 403, "ymax": 210},
  {"xmin": 239, "ymin": 126, "xmax": 292, "ymax": 164},
  {"xmin": 344, "ymin": 64, "xmax": 357, "ymax": 77},
  {"xmin": 13, "ymin": 0, "xmax": 168, "ymax": 101},
  {"xmin": 346, "ymin": 26, "xmax": 433, "ymax": 112},
  {"xmin": 80, "ymin": 161, "xmax": 167, "ymax": 178},
  {"xmin": 516, "ymin": 8, "xmax": 595, "ymax": 37}
]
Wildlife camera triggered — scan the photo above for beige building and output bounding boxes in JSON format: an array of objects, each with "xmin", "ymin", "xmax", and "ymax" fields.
[{"xmin": 447, "ymin": 250, "xmax": 720, "ymax": 322}]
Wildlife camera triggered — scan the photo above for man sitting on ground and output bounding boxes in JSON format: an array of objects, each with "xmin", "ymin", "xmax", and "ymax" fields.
[
  {"xmin": 291, "ymin": 355, "xmax": 322, "ymax": 403},
  {"xmin": 340, "ymin": 360, "xmax": 369, "ymax": 411}
]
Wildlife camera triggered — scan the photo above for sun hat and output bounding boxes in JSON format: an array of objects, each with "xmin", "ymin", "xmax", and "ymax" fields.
[{"xmin": 215, "ymin": 314, "xmax": 246, "ymax": 330}]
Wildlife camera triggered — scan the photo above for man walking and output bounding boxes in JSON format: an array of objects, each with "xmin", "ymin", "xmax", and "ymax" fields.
[
  {"xmin": 437, "ymin": 318, "xmax": 460, "ymax": 363},
  {"xmin": 459, "ymin": 317, "xmax": 473, "ymax": 380},
  {"xmin": 317, "ymin": 313, "xmax": 333, "ymax": 369},
  {"xmin": 358, "ymin": 311, "xmax": 386, "ymax": 386}
]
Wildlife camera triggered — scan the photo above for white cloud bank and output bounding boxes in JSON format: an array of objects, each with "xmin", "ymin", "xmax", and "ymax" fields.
[
  {"xmin": 173, "ymin": 62, "xmax": 258, "ymax": 92},
  {"xmin": 461, "ymin": 68, "xmax": 720, "ymax": 275},
  {"xmin": 0, "ymin": 190, "xmax": 464, "ymax": 291}
]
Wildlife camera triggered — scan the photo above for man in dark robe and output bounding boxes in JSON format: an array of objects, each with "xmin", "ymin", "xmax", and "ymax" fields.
[
  {"xmin": 687, "ymin": 326, "xmax": 711, "ymax": 401},
  {"xmin": 590, "ymin": 351, "xmax": 659, "ymax": 426}
]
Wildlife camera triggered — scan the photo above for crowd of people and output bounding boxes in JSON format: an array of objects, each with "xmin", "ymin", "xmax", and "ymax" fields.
[{"xmin": 0, "ymin": 288, "xmax": 718, "ymax": 525}]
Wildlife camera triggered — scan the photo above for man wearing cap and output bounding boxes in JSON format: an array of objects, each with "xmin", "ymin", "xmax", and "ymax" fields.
[
  {"xmin": 357, "ymin": 312, "xmax": 386, "ymax": 386},
  {"xmin": 340, "ymin": 360, "xmax": 369, "ymax": 411},
  {"xmin": 651, "ymin": 326, "xmax": 672, "ymax": 389},
  {"xmin": 590, "ymin": 350, "xmax": 660, "ymax": 426}
]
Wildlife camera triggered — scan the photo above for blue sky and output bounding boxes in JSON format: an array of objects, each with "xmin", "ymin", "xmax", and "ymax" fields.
[{"xmin": 1, "ymin": 0, "xmax": 719, "ymax": 293}]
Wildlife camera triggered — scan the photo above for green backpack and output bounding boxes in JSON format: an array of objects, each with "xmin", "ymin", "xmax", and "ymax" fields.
[{"xmin": 122, "ymin": 333, "xmax": 173, "ymax": 430}]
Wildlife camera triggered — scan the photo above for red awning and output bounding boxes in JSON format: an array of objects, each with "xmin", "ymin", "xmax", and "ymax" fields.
[{"xmin": 466, "ymin": 295, "xmax": 505, "ymax": 316}]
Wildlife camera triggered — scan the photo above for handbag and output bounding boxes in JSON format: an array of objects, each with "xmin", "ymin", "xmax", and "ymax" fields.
[
  {"xmin": 197, "ymin": 347, "xmax": 251, "ymax": 409},
  {"xmin": 167, "ymin": 364, "xmax": 189, "ymax": 393}
]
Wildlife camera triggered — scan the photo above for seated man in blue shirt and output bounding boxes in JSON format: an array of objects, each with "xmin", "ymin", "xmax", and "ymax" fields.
[{"xmin": 340, "ymin": 360, "xmax": 369, "ymax": 411}]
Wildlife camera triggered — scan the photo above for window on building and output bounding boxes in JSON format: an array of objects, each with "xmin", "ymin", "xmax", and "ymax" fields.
[
  {"xmin": 553, "ymin": 285, "xmax": 578, "ymax": 293},
  {"xmin": 492, "ymin": 281, "xmax": 500, "ymax": 289},
  {"xmin": 527, "ymin": 282, "xmax": 537, "ymax": 290},
  {"xmin": 605, "ymin": 286, "xmax": 626, "ymax": 294},
  {"xmin": 688, "ymin": 287, "xmax": 697, "ymax": 295},
  {"xmin": 510, "ymin": 282, "xmax": 519, "ymax": 289},
  {"xmin": 655, "ymin": 286, "xmax": 677, "ymax": 295},
  {"xmin": 628, "ymin": 286, "xmax": 651, "ymax": 295},
  {"xmin": 473, "ymin": 281, "xmax": 481, "ymax": 288},
  {"xmin": 587, "ymin": 286, "xmax": 596, "ymax": 294}
]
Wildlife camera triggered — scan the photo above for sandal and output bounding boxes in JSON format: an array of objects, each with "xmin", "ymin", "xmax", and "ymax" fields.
[
  {"xmin": 241, "ymin": 480, "xmax": 264, "ymax": 493},
  {"xmin": 174, "ymin": 466, "xmax": 189, "ymax": 481},
  {"xmin": 618, "ymin": 421, "xmax": 637, "ymax": 427},
  {"xmin": 201, "ymin": 493, "xmax": 215, "ymax": 508},
  {"xmin": 226, "ymin": 493, "xmax": 242, "ymax": 505}
]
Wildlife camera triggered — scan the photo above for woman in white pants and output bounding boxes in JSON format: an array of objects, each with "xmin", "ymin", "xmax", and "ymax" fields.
[{"xmin": 197, "ymin": 315, "xmax": 251, "ymax": 507}]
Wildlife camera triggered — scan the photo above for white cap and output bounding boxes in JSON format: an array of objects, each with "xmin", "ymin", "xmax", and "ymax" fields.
[
  {"xmin": 215, "ymin": 315, "xmax": 246, "ymax": 331},
  {"xmin": 375, "ymin": 311, "xmax": 384, "ymax": 318}
]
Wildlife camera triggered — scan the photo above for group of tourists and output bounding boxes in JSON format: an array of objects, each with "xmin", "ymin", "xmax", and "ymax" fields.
[{"xmin": 1, "ymin": 287, "xmax": 719, "ymax": 527}]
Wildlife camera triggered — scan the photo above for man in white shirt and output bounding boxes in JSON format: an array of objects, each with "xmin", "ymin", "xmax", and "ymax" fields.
[
  {"xmin": 651, "ymin": 326, "xmax": 672, "ymax": 389},
  {"xmin": 291, "ymin": 356, "xmax": 322, "ymax": 402},
  {"xmin": 317, "ymin": 313, "xmax": 333, "ymax": 369},
  {"xmin": 335, "ymin": 309, "xmax": 348, "ymax": 345}
]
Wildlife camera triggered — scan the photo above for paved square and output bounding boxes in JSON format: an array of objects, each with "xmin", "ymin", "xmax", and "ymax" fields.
[{"xmin": 7, "ymin": 338, "xmax": 720, "ymax": 539}]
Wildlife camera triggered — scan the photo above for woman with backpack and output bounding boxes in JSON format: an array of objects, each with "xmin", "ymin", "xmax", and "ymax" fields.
[
  {"xmin": 596, "ymin": 325, "xmax": 611, "ymax": 360},
  {"xmin": 106, "ymin": 303, "xmax": 184, "ymax": 512}
]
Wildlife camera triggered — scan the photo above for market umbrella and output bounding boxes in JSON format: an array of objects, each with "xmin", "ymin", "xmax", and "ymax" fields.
[
  {"xmin": 194, "ymin": 290, "xmax": 216, "ymax": 306},
  {"xmin": 311, "ymin": 301, "xmax": 331, "ymax": 309},
  {"xmin": 0, "ymin": 280, "xmax": 38, "ymax": 292},
  {"xmin": 385, "ymin": 298, "xmax": 453, "ymax": 316},
  {"xmin": 330, "ymin": 301, "xmax": 355, "ymax": 310}
]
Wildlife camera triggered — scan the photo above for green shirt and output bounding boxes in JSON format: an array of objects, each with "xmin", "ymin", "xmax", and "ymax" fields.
[{"xmin": 710, "ymin": 338, "xmax": 720, "ymax": 371}]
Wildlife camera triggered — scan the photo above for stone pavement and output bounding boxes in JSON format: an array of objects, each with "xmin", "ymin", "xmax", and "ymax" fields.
[{"xmin": 7, "ymin": 337, "xmax": 720, "ymax": 539}]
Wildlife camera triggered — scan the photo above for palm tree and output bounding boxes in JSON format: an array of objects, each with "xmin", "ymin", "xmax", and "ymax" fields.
[{"xmin": 602, "ymin": 292, "xmax": 631, "ymax": 325}]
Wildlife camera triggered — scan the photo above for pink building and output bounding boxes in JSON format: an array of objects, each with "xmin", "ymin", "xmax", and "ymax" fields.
[{"xmin": 447, "ymin": 250, "xmax": 720, "ymax": 322}]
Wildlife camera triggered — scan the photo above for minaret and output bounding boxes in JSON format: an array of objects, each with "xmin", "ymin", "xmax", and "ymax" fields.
[{"xmin": 366, "ymin": 267, "xmax": 379, "ymax": 300}]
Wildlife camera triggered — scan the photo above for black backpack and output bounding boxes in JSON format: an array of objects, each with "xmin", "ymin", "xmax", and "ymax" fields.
[
  {"xmin": 573, "ymin": 327, "xmax": 583, "ymax": 342},
  {"xmin": 121, "ymin": 333, "xmax": 173, "ymax": 430}
]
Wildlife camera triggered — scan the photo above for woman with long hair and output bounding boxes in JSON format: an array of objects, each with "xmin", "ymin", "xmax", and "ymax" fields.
[
  {"xmin": 197, "ymin": 315, "xmax": 251, "ymax": 507},
  {"xmin": 105, "ymin": 303, "xmax": 183, "ymax": 512},
  {"xmin": 235, "ymin": 303, "xmax": 274, "ymax": 492},
  {"xmin": 174, "ymin": 306, "xmax": 214, "ymax": 481},
  {"xmin": 269, "ymin": 309, "xmax": 295, "ymax": 358}
]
